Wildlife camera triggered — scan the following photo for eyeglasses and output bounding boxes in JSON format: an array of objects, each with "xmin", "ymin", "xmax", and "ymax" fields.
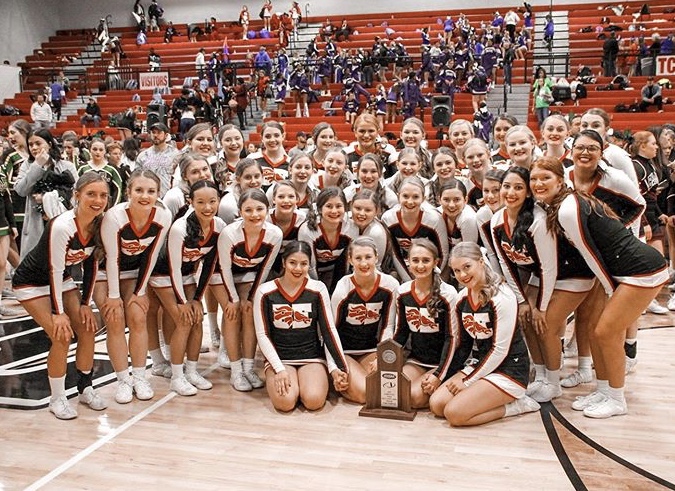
[{"xmin": 572, "ymin": 144, "xmax": 602, "ymax": 154}]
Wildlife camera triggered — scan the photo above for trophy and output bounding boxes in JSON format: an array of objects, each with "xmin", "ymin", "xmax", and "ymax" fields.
[{"xmin": 359, "ymin": 339, "xmax": 416, "ymax": 421}]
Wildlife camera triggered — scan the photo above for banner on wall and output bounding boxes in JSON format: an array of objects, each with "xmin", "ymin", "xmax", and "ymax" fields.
[
  {"xmin": 0, "ymin": 66, "xmax": 22, "ymax": 103},
  {"xmin": 656, "ymin": 56, "xmax": 675, "ymax": 76},
  {"xmin": 139, "ymin": 71, "xmax": 169, "ymax": 90}
]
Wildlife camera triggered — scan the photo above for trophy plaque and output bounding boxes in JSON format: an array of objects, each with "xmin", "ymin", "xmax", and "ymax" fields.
[{"xmin": 359, "ymin": 339, "xmax": 416, "ymax": 421}]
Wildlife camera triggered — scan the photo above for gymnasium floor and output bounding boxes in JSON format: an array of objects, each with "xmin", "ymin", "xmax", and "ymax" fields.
[{"xmin": 1, "ymin": 293, "xmax": 674, "ymax": 491}]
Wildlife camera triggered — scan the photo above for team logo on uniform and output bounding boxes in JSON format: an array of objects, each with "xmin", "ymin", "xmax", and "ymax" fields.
[
  {"xmin": 346, "ymin": 302, "xmax": 383, "ymax": 325},
  {"xmin": 272, "ymin": 303, "xmax": 313, "ymax": 329},
  {"xmin": 395, "ymin": 237, "xmax": 412, "ymax": 253},
  {"xmin": 65, "ymin": 246, "xmax": 95, "ymax": 266},
  {"xmin": 315, "ymin": 247, "xmax": 345, "ymax": 262},
  {"xmin": 232, "ymin": 251, "xmax": 265, "ymax": 268},
  {"xmin": 183, "ymin": 245, "xmax": 213, "ymax": 262},
  {"xmin": 404, "ymin": 306, "xmax": 438, "ymax": 333},
  {"xmin": 121, "ymin": 237, "xmax": 156, "ymax": 256},
  {"xmin": 500, "ymin": 241, "xmax": 534, "ymax": 265},
  {"xmin": 261, "ymin": 167, "xmax": 287, "ymax": 184},
  {"xmin": 462, "ymin": 312, "xmax": 492, "ymax": 339}
]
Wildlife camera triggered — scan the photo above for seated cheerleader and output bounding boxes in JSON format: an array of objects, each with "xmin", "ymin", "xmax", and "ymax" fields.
[
  {"xmin": 253, "ymin": 240, "xmax": 350, "ymax": 412},
  {"xmin": 13, "ymin": 173, "xmax": 109, "ymax": 419},
  {"xmin": 310, "ymin": 145, "xmax": 353, "ymax": 191},
  {"xmin": 298, "ymin": 187, "xmax": 359, "ymax": 293},
  {"xmin": 267, "ymin": 180, "xmax": 307, "ymax": 278},
  {"xmin": 97, "ymin": 169, "xmax": 172, "ymax": 404},
  {"xmin": 149, "ymin": 180, "xmax": 224, "ymax": 396},
  {"xmin": 427, "ymin": 242, "xmax": 540, "ymax": 426},
  {"xmin": 218, "ymin": 188, "xmax": 283, "ymax": 391},
  {"xmin": 331, "ymin": 237, "xmax": 399, "ymax": 403},
  {"xmin": 381, "ymin": 176, "xmax": 448, "ymax": 282},
  {"xmin": 343, "ymin": 153, "xmax": 398, "ymax": 213},
  {"xmin": 349, "ymin": 189, "xmax": 390, "ymax": 270},
  {"xmin": 392, "ymin": 238, "xmax": 458, "ymax": 408},
  {"xmin": 218, "ymin": 158, "xmax": 263, "ymax": 224}
]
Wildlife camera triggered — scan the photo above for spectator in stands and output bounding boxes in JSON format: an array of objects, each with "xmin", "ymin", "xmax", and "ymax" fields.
[
  {"xmin": 148, "ymin": 48, "xmax": 161, "ymax": 71},
  {"xmin": 195, "ymin": 47, "xmax": 206, "ymax": 79},
  {"xmin": 335, "ymin": 19, "xmax": 352, "ymax": 42},
  {"xmin": 80, "ymin": 97, "xmax": 102, "ymax": 127},
  {"xmin": 187, "ymin": 23, "xmax": 203, "ymax": 43},
  {"xmin": 321, "ymin": 18, "xmax": 335, "ymax": 41},
  {"xmin": 254, "ymin": 46, "xmax": 273, "ymax": 76},
  {"xmin": 136, "ymin": 29, "xmax": 147, "ymax": 46},
  {"xmin": 49, "ymin": 78, "xmax": 63, "ymax": 122},
  {"xmin": 661, "ymin": 33, "xmax": 674, "ymax": 56},
  {"xmin": 543, "ymin": 14, "xmax": 554, "ymax": 51},
  {"xmin": 164, "ymin": 21, "xmax": 179, "ymax": 43},
  {"xmin": 109, "ymin": 37, "xmax": 123, "ymax": 68},
  {"xmin": 288, "ymin": 131, "xmax": 309, "ymax": 159},
  {"xmin": 132, "ymin": 0, "xmax": 145, "ymax": 26},
  {"xmin": 233, "ymin": 77, "xmax": 251, "ymax": 130},
  {"xmin": 205, "ymin": 16, "xmax": 218, "ymax": 40},
  {"xmin": 639, "ymin": 77, "xmax": 664, "ymax": 113},
  {"xmin": 240, "ymin": 5, "xmax": 250, "ymax": 40},
  {"xmin": 148, "ymin": 0, "xmax": 164, "ymax": 31},
  {"xmin": 96, "ymin": 18, "xmax": 110, "ymax": 52},
  {"xmin": 504, "ymin": 9, "xmax": 519, "ymax": 43},
  {"xmin": 602, "ymin": 31, "xmax": 619, "ymax": 77},
  {"xmin": 532, "ymin": 67, "xmax": 553, "ymax": 127},
  {"xmin": 30, "ymin": 94, "xmax": 52, "ymax": 130},
  {"xmin": 135, "ymin": 122, "xmax": 178, "ymax": 197}
]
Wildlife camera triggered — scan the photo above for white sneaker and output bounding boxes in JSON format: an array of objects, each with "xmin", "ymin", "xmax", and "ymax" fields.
[
  {"xmin": 563, "ymin": 339, "xmax": 578, "ymax": 359},
  {"xmin": 560, "ymin": 370, "xmax": 593, "ymax": 388},
  {"xmin": 625, "ymin": 356, "xmax": 638, "ymax": 374},
  {"xmin": 583, "ymin": 396, "xmax": 627, "ymax": 418},
  {"xmin": 49, "ymin": 395, "xmax": 78, "ymax": 420},
  {"xmin": 571, "ymin": 390, "xmax": 607, "ymax": 411},
  {"xmin": 667, "ymin": 293, "xmax": 675, "ymax": 310},
  {"xmin": 529, "ymin": 381, "xmax": 562, "ymax": 403},
  {"xmin": 185, "ymin": 371, "xmax": 213, "ymax": 390},
  {"xmin": 646, "ymin": 299, "xmax": 669, "ymax": 315},
  {"xmin": 115, "ymin": 379, "xmax": 134, "ymax": 404},
  {"xmin": 218, "ymin": 347, "xmax": 231, "ymax": 369},
  {"xmin": 170, "ymin": 375, "xmax": 198, "ymax": 396},
  {"xmin": 244, "ymin": 370, "xmax": 265, "ymax": 389},
  {"xmin": 133, "ymin": 376, "xmax": 155, "ymax": 400},
  {"xmin": 200, "ymin": 344, "xmax": 210, "ymax": 353},
  {"xmin": 79, "ymin": 387, "xmax": 108, "ymax": 411},
  {"xmin": 526, "ymin": 379, "xmax": 545, "ymax": 397},
  {"xmin": 210, "ymin": 326, "xmax": 221, "ymax": 349},
  {"xmin": 509, "ymin": 395, "xmax": 541, "ymax": 416},
  {"xmin": 230, "ymin": 372, "xmax": 253, "ymax": 392},
  {"xmin": 0, "ymin": 305, "xmax": 26, "ymax": 319},
  {"xmin": 151, "ymin": 362, "xmax": 172, "ymax": 378}
]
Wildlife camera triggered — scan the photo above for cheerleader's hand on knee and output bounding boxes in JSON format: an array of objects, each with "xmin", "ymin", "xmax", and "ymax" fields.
[
  {"xmin": 52, "ymin": 313, "xmax": 75, "ymax": 341},
  {"xmin": 102, "ymin": 297, "xmax": 124, "ymax": 323},
  {"xmin": 177, "ymin": 303, "xmax": 194, "ymax": 325},
  {"xmin": 331, "ymin": 369, "xmax": 350, "ymax": 392},
  {"xmin": 79, "ymin": 304, "xmax": 98, "ymax": 332},
  {"xmin": 531, "ymin": 308, "xmax": 548, "ymax": 335},
  {"xmin": 275, "ymin": 370, "xmax": 291, "ymax": 396},
  {"xmin": 129, "ymin": 294, "xmax": 149, "ymax": 314},
  {"xmin": 517, "ymin": 301, "xmax": 532, "ymax": 327},
  {"xmin": 189, "ymin": 300, "xmax": 204, "ymax": 324},
  {"xmin": 421, "ymin": 373, "xmax": 441, "ymax": 395},
  {"xmin": 224, "ymin": 301, "xmax": 239, "ymax": 321},
  {"xmin": 446, "ymin": 372, "xmax": 466, "ymax": 396}
]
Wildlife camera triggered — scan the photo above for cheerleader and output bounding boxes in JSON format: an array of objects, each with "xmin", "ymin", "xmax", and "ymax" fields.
[
  {"xmin": 427, "ymin": 242, "xmax": 540, "ymax": 426},
  {"xmin": 97, "ymin": 170, "xmax": 172, "ymax": 404},
  {"xmin": 374, "ymin": 84, "xmax": 387, "ymax": 128},
  {"xmin": 268, "ymin": 180, "xmax": 306, "ymax": 278},
  {"xmin": 385, "ymin": 148, "xmax": 428, "ymax": 196},
  {"xmin": 381, "ymin": 177, "xmax": 448, "ymax": 282},
  {"xmin": 437, "ymin": 180, "xmax": 478, "ymax": 281},
  {"xmin": 531, "ymin": 157, "xmax": 668, "ymax": 418},
  {"xmin": 218, "ymin": 158, "xmax": 263, "ymax": 224},
  {"xmin": 491, "ymin": 114, "xmax": 518, "ymax": 165},
  {"xmin": 298, "ymin": 187, "xmax": 359, "ymax": 293},
  {"xmin": 385, "ymin": 82, "xmax": 400, "ymax": 125},
  {"xmin": 272, "ymin": 72, "xmax": 287, "ymax": 119},
  {"xmin": 426, "ymin": 148, "xmax": 459, "ymax": 207},
  {"xmin": 12, "ymin": 173, "xmax": 109, "ymax": 419},
  {"xmin": 284, "ymin": 152, "xmax": 317, "ymax": 209},
  {"xmin": 344, "ymin": 153, "xmax": 398, "ymax": 213},
  {"xmin": 476, "ymin": 169, "xmax": 506, "ymax": 274},
  {"xmin": 214, "ymin": 124, "xmax": 245, "ymax": 194},
  {"xmin": 150, "ymin": 181, "xmax": 223, "ymax": 396},
  {"xmin": 448, "ymin": 119, "xmax": 474, "ymax": 171},
  {"xmin": 253, "ymin": 241, "xmax": 350, "ymax": 412},
  {"xmin": 289, "ymin": 65, "xmax": 310, "ymax": 118},
  {"xmin": 345, "ymin": 113, "xmax": 397, "ymax": 176},
  {"xmin": 248, "ymin": 121, "xmax": 289, "ymax": 188},
  {"xmin": 310, "ymin": 145, "xmax": 352, "ymax": 191},
  {"xmin": 541, "ymin": 114, "xmax": 572, "ymax": 167},
  {"xmin": 399, "ymin": 117, "xmax": 433, "ymax": 178},
  {"xmin": 505, "ymin": 125, "xmax": 538, "ymax": 170},
  {"xmin": 461, "ymin": 138, "xmax": 493, "ymax": 209},
  {"xmin": 349, "ymin": 189, "xmax": 390, "ymax": 269},
  {"xmin": 331, "ymin": 237, "xmax": 399, "ymax": 403},
  {"xmin": 79, "ymin": 137, "xmax": 123, "ymax": 206},
  {"xmin": 218, "ymin": 188, "xmax": 282, "ymax": 391},
  {"xmin": 392, "ymin": 238, "xmax": 457, "ymax": 408},
  {"xmin": 308, "ymin": 122, "xmax": 337, "ymax": 171},
  {"xmin": 239, "ymin": 5, "xmax": 250, "ymax": 39},
  {"xmin": 163, "ymin": 152, "xmax": 213, "ymax": 219},
  {"xmin": 580, "ymin": 108, "xmax": 638, "ymax": 185}
]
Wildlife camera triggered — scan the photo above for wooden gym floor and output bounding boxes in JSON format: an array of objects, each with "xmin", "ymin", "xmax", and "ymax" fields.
[{"xmin": 1, "ymin": 292, "xmax": 675, "ymax": 491}]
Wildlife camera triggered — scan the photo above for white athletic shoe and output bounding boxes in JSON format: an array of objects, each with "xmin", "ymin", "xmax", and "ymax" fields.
[
  {"xmin": 49, "ymin": 395, "xmax": 78, "ymax": 420},
  {"xmin": 508, "ymin": 395, "xmax": 541, "ymax": 416},
  {"xmin": 210, "ymin": 325, "xmax": 221, "ymax": 349},
  {"xmin": 244, "ymin": 370, "xmax": 265, "ymax": 389},
  {"xmin": 625, "ymin": 356, "xmax": 638, "ymax": 374},
  {"xmin": 151, "ymin": 362, "xmax": 172, "ymax": 379},
  {"xmin": 218, "ymin": 346, "xmax": 231, "ymax": 369},
  {"xmin": 646, "ymin": 299, "xmax": 668, "ymax": 315},
  {"xmin": 79, "ymin": 387, "xmax": 108, "ymax": 411},
  {"xmin": 170, "ymin": 375, "xmax": 198, "ymax": 396},
  {"xmin": 560, "ymin": 370, "xmax": 593, "ymax": 388},
  {"xmin": 526, "ymin": 379, "xmax": 545, "ymax": 397},
  {"xmin": 529, "ymin": 381, "xmax": 562, "ymax": 403},
  {"xmin": 667, "ymin": 293, "xmax": 675, "ymax": 310},
  {"xmin": 115, "ymin": 379, "xmax": 134, "ymax": 404},
  {"xmin": 571, "ymin": 391, "xmax": 606, "ymax": 411},
  {"xmin": 185, "ymin": 371, "xmax": 213, "ymax": 390},
  {"xmin": 133, "ymin": 376, "xmax": 155, "ymax": 401},
  {"xmin": 583, "ymin": 396, "xmax": 627, "ymax": 419},
  {"xmin": 230, "ymin": 372, "xmax": 253, "ymax": 392}
]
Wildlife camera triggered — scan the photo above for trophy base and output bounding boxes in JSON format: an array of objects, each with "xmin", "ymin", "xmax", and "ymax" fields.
[{"xmin": 359, "ymin": 407, "xmax": 417, "ymax": 421}]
